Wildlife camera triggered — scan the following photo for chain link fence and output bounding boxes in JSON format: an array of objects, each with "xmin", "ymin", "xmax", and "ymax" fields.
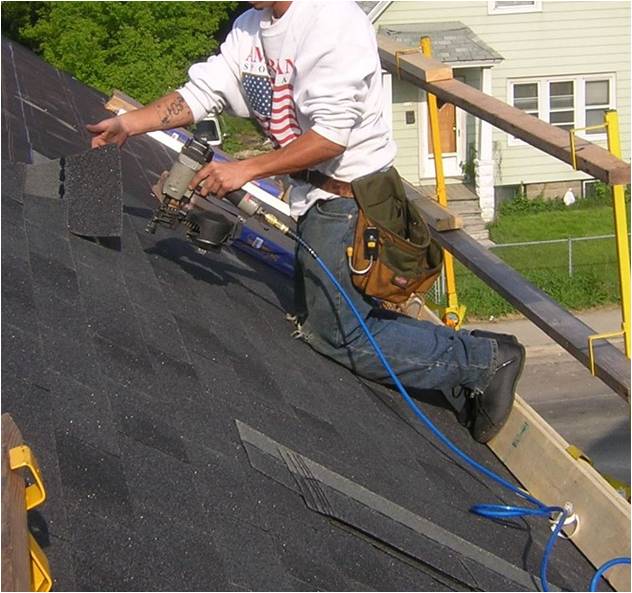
[
  {"xmin": 492, "ymin": 233, "xmax": 627, "ymax": 277},
  {"xmin": 432, "ymin": 234, "xmax": 628, "ymax": 316}
]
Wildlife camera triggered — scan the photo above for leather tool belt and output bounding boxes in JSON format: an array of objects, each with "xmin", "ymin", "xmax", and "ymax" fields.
[
  {"xmin": 290, "ymin": 169, "xmax": 354, "ymax": 198},
  {"xmin": 347, "ymin": 167, "xmax": 444, "ymax": 304}
]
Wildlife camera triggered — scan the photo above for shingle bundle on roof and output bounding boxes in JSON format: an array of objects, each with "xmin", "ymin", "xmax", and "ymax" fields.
[{"xmin": 1, "ymin": 37, "xmax": 597, "ymax": 591}]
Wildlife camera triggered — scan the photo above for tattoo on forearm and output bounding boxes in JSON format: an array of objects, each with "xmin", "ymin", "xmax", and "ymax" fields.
[{"xmin": 158, "ymin": 95, "xmax": 190, "ymax": 126}]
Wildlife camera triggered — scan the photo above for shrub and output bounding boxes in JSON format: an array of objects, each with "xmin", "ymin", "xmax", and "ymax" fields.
[
  {"xmin": 498, "ymin": 182, "xmax": 630, "ymax": 217},
  {"xmin": 498, "ymin": 192, "xmax": 566, "ymax": 216}
]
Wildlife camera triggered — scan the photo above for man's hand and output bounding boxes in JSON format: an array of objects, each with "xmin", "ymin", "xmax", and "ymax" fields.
[
  {"xmin": 86, "ymin": 117, "xmax": 130, "ymax": 149},
  {"xmin": 190, "ymin": 160, "xmax": 254, "ymax": 199},
  {"xmin": 86, "ymin": 92, "xmax": 195, "ymax": 150}
]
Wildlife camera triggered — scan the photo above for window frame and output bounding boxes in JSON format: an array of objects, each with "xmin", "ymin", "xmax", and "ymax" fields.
[
  {"xmin": 488, "ymin": 0, "xmax": 542, "ymax": 15},
  {"xmin": 583, "ymin": 78, "xmax": 613, "ymax": 136},
  {"xmin": 506, "ymin": 74, "xmax": 616, "ymax": 146},
  {"xmin": 547, "ymin": 79, "xmax": 575, "ymax": 132}
]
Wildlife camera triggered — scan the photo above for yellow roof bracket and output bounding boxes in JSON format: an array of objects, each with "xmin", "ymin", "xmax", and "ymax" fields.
[
  {"xmin": 568, "ymin": 123, "xmax": 608, "ymax": 170},
  {"xmin": 9, "ymin": 445, "xmax": 47, "ymax": 511},
  {"xmin": 587, "ymin": 330, "xmax": 625, "ymax": 376},
  {"xmin": 29, "ymin": 533, "xmax": 53, "ymax": 592}
]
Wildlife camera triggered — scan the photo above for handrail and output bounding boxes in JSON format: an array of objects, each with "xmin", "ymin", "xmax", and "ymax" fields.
[
  {"xmin": 424, "ymin": 223, "xmax": 630, "ymax": 400},
  {"xmin": 377, "ymin": 34, "xmax": 631, "ymax": 186}
]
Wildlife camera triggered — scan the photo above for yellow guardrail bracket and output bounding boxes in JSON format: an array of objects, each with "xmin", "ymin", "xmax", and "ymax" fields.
[
  {"xmin": 566, "ymin": 444, "xmax": 593, "ymax": 464},
  {"xmin": 419, "ymin": 36, "xmax": 466, "ymax": 329},
  {"xmin": 442, "ymin": 304, "xmax": 467, "ymax": 330},
  {"xmin": 567, "ymin": 444, "xmax": 631, "ymax": 500},
  {"xmin": 9, "ymin": 444, "xmax": 47, "ymax": 511},
  {"xmin": 571, "ymin": 110, "xmax": 630, "ymax": 360},
  {"xmin": 587, "ymin": 330, "xmax": 625, "ymax": 376},
  {"xmin": 568, "ymin": 123, "xmax": 608, "ymax": 170},
  {"xmin": 29, "ymin": 533, "xmax": 53, "ymax": 592}
]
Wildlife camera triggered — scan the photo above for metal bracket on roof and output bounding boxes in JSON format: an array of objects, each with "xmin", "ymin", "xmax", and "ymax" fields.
[
  {"xmin": 9, "ymin": 445, "xmax": 47, "ymax": 511},
  {"xmin": 8, "ymin": 441, "xmax": 53, "ymax": 592}
]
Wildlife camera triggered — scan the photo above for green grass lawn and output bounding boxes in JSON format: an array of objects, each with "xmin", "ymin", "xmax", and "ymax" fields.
[
  {"xmin": 219, "ymin": 114, "xmax": 268, "ymax": 155},
  {"xmin": 488, "ymin": 206, "xmax": 620, "ymax": 242},
  {"xmin": 450, "ymin": 205, "xmax": 627, "ymax": 320}
]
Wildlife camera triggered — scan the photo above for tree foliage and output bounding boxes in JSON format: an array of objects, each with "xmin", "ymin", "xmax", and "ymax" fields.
[{"xmin": 2, "ymin": 1, "xmax": 238, "ymax": 104}]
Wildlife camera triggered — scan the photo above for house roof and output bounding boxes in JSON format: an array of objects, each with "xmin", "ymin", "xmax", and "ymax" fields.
[
  {"xmin": 356, "ymin": 1, "xmax": 391, "ymax": 21},
  {"xmin": 356, "ymin": 1, "xmax": 380, "ymax": 14},
  {"xmin": 379, "ymin": 22, "xmax": 504, "ymax": 65},
  {"xmin": 1, "ymin": 37, "xmax": 597, "ymax": 591}
]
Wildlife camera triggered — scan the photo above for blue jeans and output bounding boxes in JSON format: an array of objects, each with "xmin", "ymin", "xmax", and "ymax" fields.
[{"xmin": 294, "ymin": 198, "xmax": 498, "ymax": 412}]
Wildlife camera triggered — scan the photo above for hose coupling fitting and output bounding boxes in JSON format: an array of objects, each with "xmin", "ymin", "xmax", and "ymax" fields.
[
  {"xmin": 550, "ymin": 502, "xmax": 580, "ymax": 539},
  {"xmin": 261, "ymin": 212, "xmax": 290, "ymax": 235}
]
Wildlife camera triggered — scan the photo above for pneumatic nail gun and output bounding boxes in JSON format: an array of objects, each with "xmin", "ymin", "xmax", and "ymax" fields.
[{"xmin": 146, "ymin": 136, "xmax": 287, "ymax": 250}]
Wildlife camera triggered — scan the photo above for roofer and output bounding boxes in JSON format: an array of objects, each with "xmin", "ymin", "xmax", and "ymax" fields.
[{"xmin": 87, "ymin": 0, "xmax": 525, "ymax": 443}]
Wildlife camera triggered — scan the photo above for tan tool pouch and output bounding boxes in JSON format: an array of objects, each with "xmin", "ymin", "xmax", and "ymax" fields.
[{"xmin": 349, "ymin": 167, "xmax": 443, "ymax": 304}]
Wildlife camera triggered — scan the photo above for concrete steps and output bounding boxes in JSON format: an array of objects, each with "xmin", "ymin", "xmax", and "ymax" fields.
[{"xmin": 416, "ymin": 180, "xmax": 491, "ymax": 245}]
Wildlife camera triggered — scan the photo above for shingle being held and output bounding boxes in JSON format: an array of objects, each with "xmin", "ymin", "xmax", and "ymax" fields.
[{"xmin": 65, "ymin": 144, "xmax": 123, "ymax": 238}]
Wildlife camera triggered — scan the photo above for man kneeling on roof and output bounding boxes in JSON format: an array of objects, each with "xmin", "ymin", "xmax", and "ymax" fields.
[{"xmin": 87, "ymin": 0, "xmax": 525, "ymax": 443}]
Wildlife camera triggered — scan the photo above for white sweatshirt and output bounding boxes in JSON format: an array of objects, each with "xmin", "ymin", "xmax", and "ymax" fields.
[{"xmin": 177, "ymin": 1, "xmax": 396, "ymax": 218}]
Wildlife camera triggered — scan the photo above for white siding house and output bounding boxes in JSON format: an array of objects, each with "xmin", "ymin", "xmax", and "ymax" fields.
[{"xmin": 363, "ymin": 1, "xmax": 631, "ymax": 220}]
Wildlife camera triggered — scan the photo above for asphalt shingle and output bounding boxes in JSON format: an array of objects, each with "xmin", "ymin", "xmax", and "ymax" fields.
[
  {"xmin": 65, "ymin": 144, "xmax": 123, "ymax": 237},
  {"xmin": 380, "ymin": 22, "xmax": 504, "ymax": 65}
]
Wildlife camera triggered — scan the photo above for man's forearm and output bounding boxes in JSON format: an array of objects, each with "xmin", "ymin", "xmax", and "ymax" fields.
[
  {"xmin": 121, "ymin": 92, "xmax": 195, "ymax": 136},
  {"xmin": 188, "ymin": 128, "xmax": 347, "ymax": 199},
  {"xmin": 242, "ymin": 130, "xmax": 345, "ymax": 181}
]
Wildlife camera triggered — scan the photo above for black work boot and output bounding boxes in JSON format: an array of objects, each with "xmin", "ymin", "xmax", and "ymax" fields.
[
  {"xmin": 467, "ymin": 340, "xmax": 526, "ymax": 443},
  {"xmin": 471, "ymin": 329, "xmax": 518, "ymax": 344}
]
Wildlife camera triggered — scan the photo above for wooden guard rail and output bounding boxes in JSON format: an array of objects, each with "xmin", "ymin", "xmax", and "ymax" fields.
[
  {"xmin": 379, "ymin": 33, "xmax": 631, "ymax": 400},
  {"xmin": 377, "ymin": 34, "xmax": 631, "ymax": 186},
  {"xmin": 430, "ymin": 226, "xmax": 630, "ymax": 401}
]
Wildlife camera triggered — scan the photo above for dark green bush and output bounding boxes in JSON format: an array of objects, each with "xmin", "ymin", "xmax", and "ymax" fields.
[
  {"xmin": 499, "ymin": 182, "xmax": 630, "ymax": 217},
  {"xmin": 499, "ymin": 193, "xmax": 566, "ymax": 216}
]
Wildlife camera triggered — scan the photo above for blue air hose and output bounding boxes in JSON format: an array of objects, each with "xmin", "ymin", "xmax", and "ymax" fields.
[
  {"xmin": 589, "ymin": 557, "xmax": 631, "ymax": 591},
  {"xmin": 289, "ymin": 231, "xmax": 630, "ymax": 592},
  {"xmin": 291, "ymin": 232, "xmax": 545, "ymax": 505}
]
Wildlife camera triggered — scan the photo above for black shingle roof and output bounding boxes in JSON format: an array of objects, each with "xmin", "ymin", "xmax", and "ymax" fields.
[{"xmin": 2, "ymin": 37, "xmax": 598, "ymax": 591}]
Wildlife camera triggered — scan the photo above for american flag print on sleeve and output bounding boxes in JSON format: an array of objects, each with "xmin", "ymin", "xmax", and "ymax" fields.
[{"xmin": 242, "ymin": 50, "xmax": 301, "ymax": 148}]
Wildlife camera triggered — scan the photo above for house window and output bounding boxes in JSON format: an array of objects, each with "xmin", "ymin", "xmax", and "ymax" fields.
[
  {"xmin": 488, "ymin": 0, "xmax": 542, "ymax": 14},
  {"xmin": 549, "ymin": 81, "xmax": 574, "ymax": 131},
  {"xmin": 585, "ymin": 80, "xmax": 610, "ymax": 134},
  {"xmin": 512, "ymin": 83, "xmax": 538, "ymax": 118},
  {"xmin": 508, "ymin": 75, "xmax": 615, "ymax": 144}
]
